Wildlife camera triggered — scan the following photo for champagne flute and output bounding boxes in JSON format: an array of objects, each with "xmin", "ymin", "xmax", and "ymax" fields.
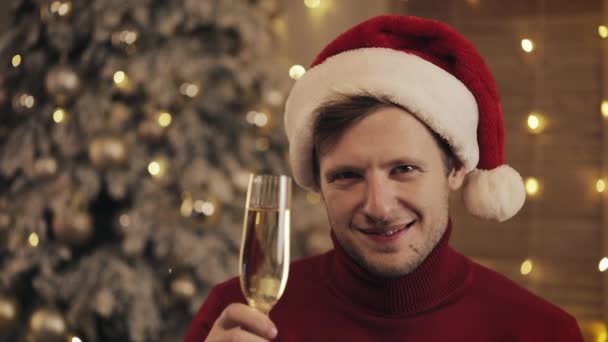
[{"xmin": 239, "ymin": 174, "xmax": 291, "ymax": 314}]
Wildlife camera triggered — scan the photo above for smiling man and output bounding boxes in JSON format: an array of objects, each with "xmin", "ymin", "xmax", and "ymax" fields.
[{"xmin": 186, "ymin": 15, "xmax": 584, "ymax": 341}]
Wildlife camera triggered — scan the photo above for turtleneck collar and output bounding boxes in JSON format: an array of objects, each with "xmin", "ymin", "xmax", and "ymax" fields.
[{"xmin": 321, "ymin": 220, "xmax": 472, "ymax": 317}]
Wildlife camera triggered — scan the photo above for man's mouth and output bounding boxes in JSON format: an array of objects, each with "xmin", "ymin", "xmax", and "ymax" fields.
[{"xmin": 356, "ymin": 220, "xmax": 417, "ymax": 237}]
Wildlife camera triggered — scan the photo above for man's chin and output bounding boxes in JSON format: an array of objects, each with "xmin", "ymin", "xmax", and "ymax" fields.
[{"xmin": 355, "ymin": 254, "xmax": 421, "ymax": 278}]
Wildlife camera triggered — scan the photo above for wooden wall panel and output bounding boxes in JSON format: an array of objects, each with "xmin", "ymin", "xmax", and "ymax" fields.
[{"xmin": 397, "ymin": 0, "xmax": 606, "ymax": 335}]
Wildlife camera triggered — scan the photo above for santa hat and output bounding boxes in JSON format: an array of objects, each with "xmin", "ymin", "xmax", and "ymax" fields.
[{"xmin": 283, "ymin": 15, "xmax": 526, "ymax": 222}]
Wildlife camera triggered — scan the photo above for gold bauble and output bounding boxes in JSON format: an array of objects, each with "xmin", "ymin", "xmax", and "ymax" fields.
[
  {"xmin": 108, "ymin": 102, "xmax": 133, "ymax": 130},
  {"xmin": 33, "ymin": 157, "xmax": 58, "ymax": 179},
  {"xmin": 137, "ymin": 119, "xmax": 165, "ymax": 140},
  {"xmin": 45, "ymin": 65, "xmax": 80, "ymax": 103},
  {"xmin": 52, "ymin": 211, "xmax": 94, "ymax": 247},
  {"xmin": 0, "ymin": 295, "xmax": 19, "ymax": 333},
  {"xmin": 88, "ymin": 136, "xmax": 127, "ymax": 169},
  {"xmin": 170, "ymin": 274, "xmax": 197, "ymax": 301},
  {"xmin": 28, "ymin": 308, "xmax": 67, "ymax": 342}
]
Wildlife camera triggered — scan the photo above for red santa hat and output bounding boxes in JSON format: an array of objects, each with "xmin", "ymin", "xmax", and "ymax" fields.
[{"xmin": 284, "ymin": 15, "xmax": 526, "ymax": 222}]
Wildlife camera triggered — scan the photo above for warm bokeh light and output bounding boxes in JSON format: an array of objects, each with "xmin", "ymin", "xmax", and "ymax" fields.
[
  {"xmin": 148, "ymin": 161, "xmax": 161, "ymax": 176},
  {"xmin": 179, "ymin": 83, "xmax": 199, "ymax": 98},
  {"xmin": 28, "ymin": 232, "xmax": 39, "ymax": 247},
  {"xmin": 304, "ymin": 0, "xmax": 321, "ymax": 8},
  {"xmin": 599, "ymin": 257, "xmax": 608, "ymax": 272},
  {"xmin": 148, "ymin": 158, "xmax": 167, "ymax": 178},
  {"xmin": 520, "ymin": 259, "xmax": 533, "ymax": 275},
  {"xmin": 599, "ymin": 25, "xmax": 608, "ymax": 38},
  {"xmin": 113, "ymin": 71, "xmax": 126, "ymax": 84},
  {"xmin": 53, "ymin": 108, "xmax": 66, "ymax": 123},
  {"xmin": 521, "ymin": 38, "xmax": 535, "ymax": 53},
  {"xmin": 289, "ymin": 65, "xmax": 306, "ymax": 80},
  {"xmin": 602, "ymin": 100, "xmax": 608, "ymax": 118},
  {"xmin": 253, "ymin": 112, "xmax": 269, "ymax": 127},
  {"xmin": 157, "ymin": 112, "xmax": 172, "ymax": 127},
  {"xmin": 597, "ymin": 179, "xmax": 607, "ymax": 193},
  {"xmin": 525, "ymin": 177, "xmax": 540, "ymax": 196},
  {"xmin": 71, "ymin": 337, "xmax": 83, "ymax": 342},
  {"xmin": 526, "ymin": 113, "xmax": 545, "ymax": 133},
  {"xmin": 11, "ymin": 54, "xmax": 21, "ymax": 67},
  {"xmin": 306, "ymin": 192, "xmax": 321, "ymax": 204}
]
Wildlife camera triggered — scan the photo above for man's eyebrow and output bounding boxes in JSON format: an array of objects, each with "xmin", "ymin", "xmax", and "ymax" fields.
[{"xmin": 380, "ymin": 157, "xmax": 426, "ymax": 168}]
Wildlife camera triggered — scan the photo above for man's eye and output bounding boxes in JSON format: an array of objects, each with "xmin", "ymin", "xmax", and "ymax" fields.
[
  {"xmin": 394, "ymin": 165, "xmax": 416, "ymax": 174},
  {"xmin": 332, "ymin": 171, "xmax": 359, "ymax": 181}
]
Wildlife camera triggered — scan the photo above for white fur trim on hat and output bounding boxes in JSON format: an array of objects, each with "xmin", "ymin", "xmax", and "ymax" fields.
[
  {"xmin": 284, "ymin": 47, "xmax": 479, "ymax": 192},
  {"xmin": 462, "ymin": 165, "xmax": 526, "ymax": 222}
]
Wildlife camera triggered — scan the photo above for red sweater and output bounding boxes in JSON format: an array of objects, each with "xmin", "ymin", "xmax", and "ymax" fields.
[{"xmin": 185, "ymin": 225, "xmax": 583, "ymax": 341}]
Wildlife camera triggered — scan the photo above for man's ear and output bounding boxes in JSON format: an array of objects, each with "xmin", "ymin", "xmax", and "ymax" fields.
[{"xmin": 448, "ymin": 162, "xmax": 467, "ymax": 191}]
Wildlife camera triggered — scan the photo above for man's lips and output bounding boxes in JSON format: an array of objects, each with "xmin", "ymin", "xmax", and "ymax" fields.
[{"xmin": 355, "ymin": 220, "xmax": 417, "ymax": 236}]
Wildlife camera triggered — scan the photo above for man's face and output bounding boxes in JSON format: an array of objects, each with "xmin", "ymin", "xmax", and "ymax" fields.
[{"xmin": 318, "ymin": 106, "xmax": 465, "ymax": 278}]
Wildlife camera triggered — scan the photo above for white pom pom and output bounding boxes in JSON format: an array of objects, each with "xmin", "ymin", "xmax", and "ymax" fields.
[{"xmin": 462, "ymin": 165, "xmax": 526, "ymax": 222}]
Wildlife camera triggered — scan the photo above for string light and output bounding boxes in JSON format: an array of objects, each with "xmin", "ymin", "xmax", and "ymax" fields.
[
  {"xmin": 113, "ymin": 71, "xmax": 126, "ymax": 84},
  {"xmin": 526, "ymin": 112, "xmax": 545, "ymax": 133},
  {"xmin": 53, "ymin": 108, "xmax": 66, "ymax": 123},
  {"xmin": 599, "ymin": 25, "xmax": 608, "ymax": 38},
  {"xmin": 28, "ymin": 232, "xmax": 39, "ymax": 247},
  {"xmin": 520, "ymin": 259, "xmax": 533, "ymax": 275},
  {"xmin": 11, "ymin": 54, "xmax": 21, "ymax": 67},
  {"xmin": 304, "ymin": 0, "xmax": 321, "ymax": 8},
  {"xmin": 525, "ymin": 177, "xmax": 540, "ymax": 196},
  {"xmin": 157, "ymin": 112, "xmax": 172, "ymax": 127},
  {"xmin": 602, "ymin": 100, "xmax": 608, "ymax": 118},
  {"xmin": 148, "ymin": 157, "xmax": 168, "ymax": 179},
  {"xmin": 521, "ymin": 38, "xmax": 535, "ymax": 53},
  {"xmin": 289, "ymin": 65, "xmax": 306, "ymax": 80},
  {"xmin": 597, "ymin": 179, "xmax": 607, "ymax": 193},
  {"xmin": 599, "ymin": 257, "xmax": 608, "ymax": 272}
]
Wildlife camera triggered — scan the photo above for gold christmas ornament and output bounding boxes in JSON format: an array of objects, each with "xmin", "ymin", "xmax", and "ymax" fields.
[
  {"xmin": 33, "ymin": 157, "xmax": 58, "ymax": 179},
  {"xmin": 28, "ymin": 308, "xmax": 67, "ymax": 342},
  {"xmin": 45, "ymin": 65, "xmax": 80, "ymax": 103},
  {"xmin": 170, "ymin": 274, "xmax": 197, "ymax": 301},
  {"xmin": 88, "ymin": 136, "xmax": 127, "ymax": 169},
  {"xmin": 0, "ymin": 295, "xmax": 19, "ymax": 333},
  {"xmin": 52, "ymin": 211, "xmax": 94, "ymax": 247},
  {"xmin": 108, "ymin": 102, "xmax": 133, "ymax": 130},
  {"xmin": 12, "ymin": 92, "xmax": 36, "ymax": 113}
]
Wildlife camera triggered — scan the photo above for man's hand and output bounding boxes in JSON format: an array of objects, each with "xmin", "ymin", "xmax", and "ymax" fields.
[{"xmin": 205, "ymin": 303, "xmax": 278, "ymax": 341}]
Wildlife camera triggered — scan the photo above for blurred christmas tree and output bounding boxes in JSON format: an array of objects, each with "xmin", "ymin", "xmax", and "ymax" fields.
[{"xmin": 0, "ymin": 0, "xmax": 329, "ymax": 341}]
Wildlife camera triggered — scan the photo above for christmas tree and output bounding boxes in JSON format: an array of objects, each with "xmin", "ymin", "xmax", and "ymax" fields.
[{"xmin": 0, "ymin": 0, "xmax": 328, "ymax": 340}]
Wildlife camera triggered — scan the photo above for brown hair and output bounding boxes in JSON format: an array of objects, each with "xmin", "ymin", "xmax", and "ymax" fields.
[{"xmin": 311, "ymin": 94, "xmax": 456, "ymax": 187}]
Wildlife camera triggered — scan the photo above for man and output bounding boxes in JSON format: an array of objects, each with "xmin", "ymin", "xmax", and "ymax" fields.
[{"xmin": 186, "ymin": 15, "xmax": 584, "ymax": 341}]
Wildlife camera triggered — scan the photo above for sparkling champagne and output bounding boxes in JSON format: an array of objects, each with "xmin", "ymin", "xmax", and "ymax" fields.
[{"xmin": 240, "ymin": 207, "xmax": 290, "ymax": 314}]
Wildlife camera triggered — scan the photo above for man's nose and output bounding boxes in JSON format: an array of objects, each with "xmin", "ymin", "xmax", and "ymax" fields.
[{"xmin": 361, "ymin": 174, "xmax": 396, "ymax": 225}]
